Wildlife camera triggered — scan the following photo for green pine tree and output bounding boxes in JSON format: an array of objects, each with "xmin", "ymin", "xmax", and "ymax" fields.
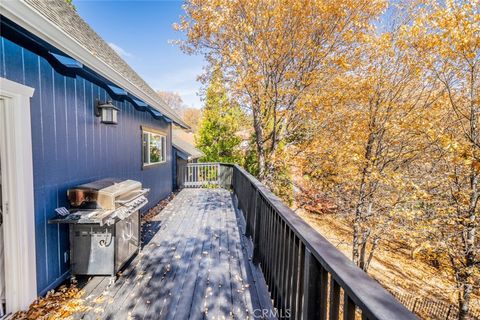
[{"xmin": 196, "ymin": 71, "xmax": 244, "ymax": 164}]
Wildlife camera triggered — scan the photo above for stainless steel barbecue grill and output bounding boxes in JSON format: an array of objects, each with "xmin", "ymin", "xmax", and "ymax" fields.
[{"xmin": 50, "ymin": 179, "xmax": 149, "ymax": 276}]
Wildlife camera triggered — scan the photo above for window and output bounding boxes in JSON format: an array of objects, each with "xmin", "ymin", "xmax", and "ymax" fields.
[{"xmin": 142, "ymin": 128, "xmax": 166, "ymax": 167}]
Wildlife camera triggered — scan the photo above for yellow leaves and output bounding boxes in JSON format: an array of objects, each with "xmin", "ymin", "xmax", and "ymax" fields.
[
  {"xmin": 283, "ymin": 70, "xmax": 297, "ymax": 81},
  {"xmin": 180, "ymin": 1, "xmax": 479, "ymax": 302},
  {"xmin": 335, "ymin": 57, "xmax": 351, "ymax": 69},
  {"xmin": 405, "ymin": 0, "xmax": 480, "ymax": 65},
  {"xmin": 379, "ymin": 31, "xmax": 392, "ymax": 44},
  {"xmin": 473, "ymin": 160, "xmax": 480, "ymax": 172},
  {"xmin": 13, "ymin": 282, "xmax": 89, "ymax": 320}
]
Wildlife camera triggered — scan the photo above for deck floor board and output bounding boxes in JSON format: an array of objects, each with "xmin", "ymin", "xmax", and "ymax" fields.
[{"xmin": 76, "ymin": 188, "xmax": 273, "ymax": 320}]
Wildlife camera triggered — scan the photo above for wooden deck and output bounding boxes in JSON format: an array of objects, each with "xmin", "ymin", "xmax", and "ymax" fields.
[{"xmin": 74, "ymin": 188, "xmax": 273, "ymax": 320}]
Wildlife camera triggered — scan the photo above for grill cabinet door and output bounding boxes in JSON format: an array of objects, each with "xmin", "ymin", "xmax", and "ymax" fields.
[
  {"xmin": 71, "ymin": 225, "xmax": 115, "ymax": 275},
  {"xmin": 114, "ymin": 211, "xmax": 140, "ymax": 272}
]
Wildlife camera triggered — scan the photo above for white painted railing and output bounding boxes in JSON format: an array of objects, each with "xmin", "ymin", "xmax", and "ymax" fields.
[{"xmin": 177, "ymin": 163, "xmax": 232, "ymax": 188}]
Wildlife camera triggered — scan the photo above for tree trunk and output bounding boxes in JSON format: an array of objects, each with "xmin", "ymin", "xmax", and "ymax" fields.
[
  {"xmin": 359, "ymin": 206, "xmax": 372, "ymax": 271},
  {"xmin": 458, "ymin": 66, "xmax": 479, "ymax": 320},
  {"xmin": 458, "ymin": 278, "xmax": 473, "ymax": 320},
  {"xmin": 252, "ymin": 103, "xmax": 266, "ymax": 181},
  {"xmin": 364, "ymin": 236, "xmax": 379, "ymax": 272},
  {"xmin": 257, "ymin": 143, "xmax": 266, "ymax": 180},
  {"xmin": 352, "ymin": 222, "xmax": 360, "ymax": 266},
  {"xmin": 359, "ymin": 237, "xmax": 368, "ymax": 271},
  {"xmin": 353, "ymin": 132, "xmax": 375, "ymax": 266}
]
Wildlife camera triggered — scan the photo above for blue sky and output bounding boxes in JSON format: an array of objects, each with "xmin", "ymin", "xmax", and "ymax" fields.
[{"xmin": 75, "ymin": 0, "xmax": 205, "ymax": 108}]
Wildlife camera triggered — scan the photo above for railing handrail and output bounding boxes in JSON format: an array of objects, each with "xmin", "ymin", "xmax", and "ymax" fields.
[
  {"xmin": 184, "ymin": 162, "xmax": 229, "ymax": 166},
  {"xmin": 231, "ymin": 164, "xmax": 416, "ymax": 320},
  {"xmin": 175, "ymin": 162, "xmax": 416, "ymax": 319},
  {"xmin": 178, "ymin": 162, "xmax": 232, "ymax": 189}
]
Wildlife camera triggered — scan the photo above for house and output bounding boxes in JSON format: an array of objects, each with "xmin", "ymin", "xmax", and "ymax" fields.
[
  {"xmin": 0, "ymin": 1, "xmax": 418, "ymax": 319},
  {"xmin": 0, "ymin": 0, "xmax": 188, "ymax": 314},
  {"xmin": 172, "ymin": 128, "xmax": 204, "ymax": 164},
  {"xmin": 172, "ymin": 129, "xmax": 204, "ymax": 189}
]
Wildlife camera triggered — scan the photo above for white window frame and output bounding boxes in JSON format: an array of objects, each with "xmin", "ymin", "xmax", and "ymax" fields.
[
  {"xmin": 142, "ymin": 126, "xmax": 167, "ymax": 168},
  {"xmin": 0, "ymin": 77, "xmax": 37, "ymax": 313}
]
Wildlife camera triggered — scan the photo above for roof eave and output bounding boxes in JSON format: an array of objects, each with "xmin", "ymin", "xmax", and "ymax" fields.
[
  {"xmin": 0, "ymin": 0, "xmax": 189, "ymax": 129},
  {"xmin": 172, "ymin": 143, "xmax": 204, "ymax": 160}
]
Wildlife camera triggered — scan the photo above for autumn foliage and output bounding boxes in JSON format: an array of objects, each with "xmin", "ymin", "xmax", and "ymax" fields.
[
  {"xmin": 13, "ymin": 282, "xmax": 87, "ymax": 319},
  {"xmin": 176, "ymin": 0, "xmax": 479, "ymax": 318}
]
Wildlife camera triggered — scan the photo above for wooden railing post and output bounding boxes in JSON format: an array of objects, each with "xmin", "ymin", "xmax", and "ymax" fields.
[
  {"xmin": 244, "ymin": 183, "xmax": 254, "ymax": 238},
  {"xmin": 199, "ymin": 164, "xmax": 416, "ymax": 320},
  {"xmin": 303, "ymin": 249, "xmax": 324, "ymax": 320},
  {"xmin": 344, "ymin": 295, "xmax": 356, "ymax": 320},
  {"xmin": 252, "ymin": 189, "xmax": 262, "ymax": 264},
  {"xmin": 218, "ymin": 164, "xmax": 223, "ymax": 187},
  {"xmin": 329, "ymin": 277, "xmax": 340, "ymax": 320},
  {"xmin": 232, "ymin": 166, "xmax": 236, "ymax": 191}
]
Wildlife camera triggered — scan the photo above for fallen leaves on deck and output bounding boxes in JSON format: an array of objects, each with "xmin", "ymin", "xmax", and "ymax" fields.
[
  {"xmin": 142, "ymin": 192, "xmax": 176, "ymax": 222},
  {"xmin": 12, "ymin": 194, "xmax": 178, "ymax": 320},
  {"xmin": 12, "ymin": 281, "xmax": 90, "ymax": 320}
]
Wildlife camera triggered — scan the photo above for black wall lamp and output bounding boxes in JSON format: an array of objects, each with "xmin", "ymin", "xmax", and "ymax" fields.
[{"xmin": 95, "ymin": 100, "xmax": 119, "ymax": 124}]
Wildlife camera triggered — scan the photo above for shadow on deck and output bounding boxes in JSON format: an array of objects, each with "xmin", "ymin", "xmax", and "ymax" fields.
[
  {"xmin": 73, "ymin": 163, "xmax": 415, "ymax": 320},
  {"xmin": 73, "ymin": 188, "xmax": 274, "ymax": 320}
]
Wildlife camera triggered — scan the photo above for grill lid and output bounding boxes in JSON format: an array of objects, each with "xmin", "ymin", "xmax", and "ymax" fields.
[
  {"xmin": 67, "ymin": 178, "xmax": 142, "ymax": 209},
  {"xmin": 72, "ymin": 178, "xmax": 122, "ymax": 191},
  {"xmin": 52, "ymin": 178, "xmax": 149, "ymax": 226}
]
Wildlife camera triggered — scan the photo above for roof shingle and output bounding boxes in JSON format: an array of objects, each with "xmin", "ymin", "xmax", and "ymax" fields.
[
  {"xmin": 23, "ymin": 0, "xmax": 186, "ymax": 126},
  {"xmin": 173, "ymin": 129, "xmax": 204, "ymax": 160}
]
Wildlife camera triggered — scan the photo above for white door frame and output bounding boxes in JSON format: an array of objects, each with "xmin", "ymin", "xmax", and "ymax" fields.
[{"xmin": 0, "ymin": 77, "xmax": 37, "ymax": 313}]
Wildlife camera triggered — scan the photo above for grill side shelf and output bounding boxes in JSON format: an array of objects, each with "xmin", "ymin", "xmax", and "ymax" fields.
[{"xmin": 48, "ymin": 209, "xmax": 116, "ymax": 225}]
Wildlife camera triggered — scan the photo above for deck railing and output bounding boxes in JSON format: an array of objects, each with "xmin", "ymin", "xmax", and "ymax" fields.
[
  {"xmin": 178, "ymin": 163, "xmax": 416, "ymax": 320},
  {"xmin": 177, "ymin": 162, "xmax": 232, "ymax": 188}
]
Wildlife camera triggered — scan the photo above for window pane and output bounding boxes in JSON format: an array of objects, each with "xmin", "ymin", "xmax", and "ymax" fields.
[
  {"xmin": 142, "ymin": 130, "xmax": 166, "ymax": 165},
  {"xmin": 149, "ymin": 133, "xmax": 162, "ymax": 163},
  {"xmin": 161, "ymin": 136, "xmax": 166, "ymax": 162},
  {"xmin": 142, "ymin": 133, "xmax": 149, "ymax": 164}
]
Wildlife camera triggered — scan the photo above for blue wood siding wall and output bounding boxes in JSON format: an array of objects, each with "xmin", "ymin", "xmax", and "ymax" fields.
[
  {"xmin": 172, "ymin": 148, "xmax": 178, "ymax": 190},
  {"xmin": 0, "ymin": 36, "xmax": 174, "ymax": 295}
]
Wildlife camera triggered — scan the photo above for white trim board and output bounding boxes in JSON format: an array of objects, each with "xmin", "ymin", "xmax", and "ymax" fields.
[{"xmin": 0, "ymin": 77, "xmax": 37, "ymax": 313}]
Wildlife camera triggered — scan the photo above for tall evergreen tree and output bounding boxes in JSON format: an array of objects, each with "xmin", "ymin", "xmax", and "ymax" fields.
[{"xmin": 196, "ymin": 71, "xmax": 244, "ymax": 163}]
